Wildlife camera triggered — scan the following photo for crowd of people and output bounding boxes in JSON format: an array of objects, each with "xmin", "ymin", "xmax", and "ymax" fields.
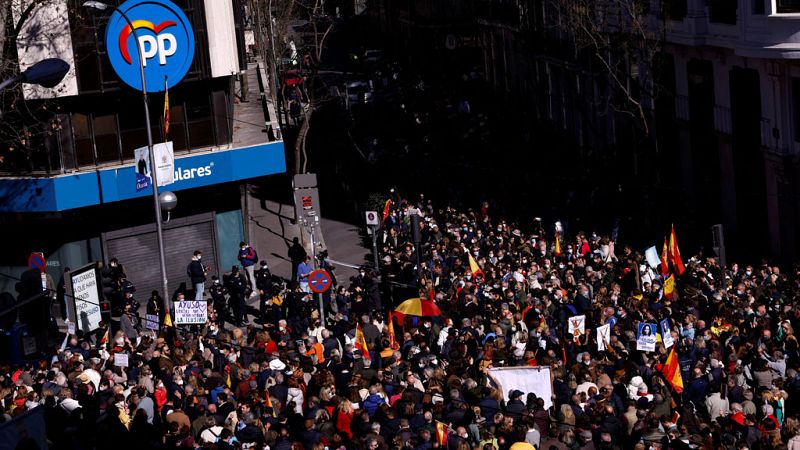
[{"xmin": 4, "ymin": 193, "xmax": 800, "ymax": 450}]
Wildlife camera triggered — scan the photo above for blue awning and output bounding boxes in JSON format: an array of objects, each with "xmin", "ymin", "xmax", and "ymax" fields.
[{"xmin": 0, "ymin": 141, "xmax": 285, "ymax": 212}]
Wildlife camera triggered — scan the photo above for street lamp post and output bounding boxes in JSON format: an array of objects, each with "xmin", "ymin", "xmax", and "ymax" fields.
[
  {"xmin": 0, "ymin": 58, "xmax": 70, "ymax": 91},
  {"xmin": 84, "ymin": 1, "xmax": 171, "ymax": 317}
]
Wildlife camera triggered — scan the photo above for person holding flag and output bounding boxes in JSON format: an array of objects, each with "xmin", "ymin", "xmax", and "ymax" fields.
[{"xmin": 354, "ymin": 323, "xmax": 371, "ymax": 361}]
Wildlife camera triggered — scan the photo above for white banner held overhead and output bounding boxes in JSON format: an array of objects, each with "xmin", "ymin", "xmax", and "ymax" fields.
[
  {"xmin": 645, "ymin": 246, "xmax": 661, "ymax": 269},
  {"xmin": 637, "ymin": 322, "xmax": 657, "ymax": 352},
  {"xmin": 487, "ymin": 367, "xmax": 553, "ymax": 411},
  {"xmin": 661, "ymin": 319, "xmax": 674, "ymax": 349},
  {"xmin": 174, "ymin": 301, "xmax": 208, "ymax": 325},
  {"xmin": 145, "ymin": 314, "xmax": 159, "ymax": 330},
  {"xmin": 154, "ymin": 141, "xmax": 175, "ymax": 186},
  {"xmin": 568, "ymin": 315, "xmax": 586, "ymax": 341},
  {"xmin": 114, "ymin": 353, "xmax": 129, "ymax": 367},
  {"xmin": 597, "ymin": 324, "xmax": 611, "ymax": 352},
  {"xmin": 71, "ymin": 267, "xmax": 102, "ymax": 333}
]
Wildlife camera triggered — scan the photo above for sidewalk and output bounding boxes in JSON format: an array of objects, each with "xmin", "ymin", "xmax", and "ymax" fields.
[{"xmin": 244, "ymin": 194, "xmax": 364, "ymax": 284}]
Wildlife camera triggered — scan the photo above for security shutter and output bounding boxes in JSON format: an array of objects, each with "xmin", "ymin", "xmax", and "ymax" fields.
[{"xmin": 101, "ymin": 213, "xmax": 219, "ymax": 301}]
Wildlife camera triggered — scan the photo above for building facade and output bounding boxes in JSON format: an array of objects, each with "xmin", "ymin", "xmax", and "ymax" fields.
[
  {"xmin": 0, "ymin": 0, "xmax": 285, "ymax": 297},
  {"xmin": 370, "ymin": 0, "xmax": 800, "ymax": 260}
]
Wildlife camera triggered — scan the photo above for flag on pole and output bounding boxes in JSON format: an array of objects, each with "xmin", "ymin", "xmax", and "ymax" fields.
[
  {"xmin": 668, "ymin": 225, "xmax": 686, "ymax": 275},
  {"xmin": 225, "ymin": 365, "xmax": 232, "ymax": 388},
  {"xmin": 382, "ymin": 200, "xmax": 392, "ymax": 222},
  {"xmin": 435, "ymin": 421, "xmax": 448, "ymax": 446},
  {"xmin": 387, "ymin": 312, "xmax": 400, "ymax": 350},
  {"xmin": 163, "ymin": 311, "xmax": 173, "ymax": 328},
  {"xmin": 663, "ymin": 274, "xmax": 675, "ymax": 300},
  {"xmin": 99, "ymin": 327, "xmax": 110, "ymax": 349},
  {"xmin": 657, "ymin": 347, "xmax": 684, "ymax": 393},
  {"xmin": 467, "ymin": 252, "xmax": 484, "ymax": 281},
  {"xmin": 355, "ymin": 324, "xmax": 371, "ymax": 361},
  {"xmin": 265, "ymin": 392, "xmax": 276, "ymax": 416},
  {"xmin": 163, "ymin": 77, "xmax": 170, "ymax": 140},
  {"xmin": 554, "ymin": 233, "xmax": 563, "ymax": 257},
  {"xmin": 661, "ymin": 237, "xmax": 670, "ymax": 276}
]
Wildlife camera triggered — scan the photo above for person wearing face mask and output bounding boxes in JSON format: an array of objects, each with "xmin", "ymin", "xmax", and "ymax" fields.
[
  {"xmin": 209, "ymin": 276, "xmax": 228, "ymax": 326},
  {"xmin": 187, "ymin": 250, "xmax": 209, "ymax": 301},
  {"xmin": 237, "ymin": 242, "xmax": 259, "ymax": 297}
]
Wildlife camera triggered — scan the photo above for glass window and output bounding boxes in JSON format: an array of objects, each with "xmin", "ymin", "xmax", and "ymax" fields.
[
  {"xmin": 665, "ymin": 0, "xmax": 688, "ymax": 20},
  {"xmin": 72, "ymin": 113, "xmax": 94, "ymax": 167},
  {"xmin": 792, "ymin": 78, "xmax": 800, "ymax": 142},
  {"xmin": 708, "ymin": 0, "xmax": 737, "ymax": 23},
  {"xmin": 185, "ymin": 95, "xmax": 215, "ymax": 149},
  {"xmin": 93, "ymin": 115, "xmax": 120, "ymax": 164},
  {"xmin": 777, "ymin": 0, "xmax": 800, "ymax": 13}
]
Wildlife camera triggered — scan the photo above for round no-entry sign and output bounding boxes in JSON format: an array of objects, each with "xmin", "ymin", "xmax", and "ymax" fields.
[
  {"xmin": 28, "ymin": 253, "xmax": 46, "ymax": 273},
  {"xmin": 308, "ymin": 269, "xmax": 332, "ymax": 293}
]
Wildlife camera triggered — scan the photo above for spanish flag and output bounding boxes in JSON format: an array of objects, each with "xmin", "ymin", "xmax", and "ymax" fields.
[
  {"xmin": 163, "ymin": 76, "xmax": 170, "ymax": 140},
  {"xmin": 668, "ymin": 225, "xmax": 686, "ymax": 275},
  {"xmin": 661, "ymin": 237, "xmax": 670, "ymax": 276},
  {"xmin": 467, "ymin": 252, "xmax": 484, "ymax": 281},
  {"xmin": 657, "ymin": 347, "xmax": 684, "ymax": 394},
  {"xmin": 355, "ymin": 324, "xmax": 371, "ymax": 361},
  {"xmin": 265, "ymin": 392, "xmax": 276, "ymax": 417},
  {"xmin": 663, "ymin": 274, "xmax": 675, "ymax": 300},
  {"xmin": 435, "ymin": 421, "xmax": 448, "ymax": 446},
  {"xmin": 99, "ymin": 327, "xmax": 110, "ymax": 349},
  {"xmin": 387, "ymin": 312, "xmax": 400, "ymax": 350},
  {"xmin": 225, "ymin": 365, "xmax": 232, "ymax": 388},
  {"xmin": 163, "ymin": 311, "xmax": 173, "ymax": 328},
  {"xmin": 382, "ymin": 199, "xmax": 392, "ymax": 222},
  {"xmin": 554, "ymin": 233, "xmax": 563, "ymax": 257}
]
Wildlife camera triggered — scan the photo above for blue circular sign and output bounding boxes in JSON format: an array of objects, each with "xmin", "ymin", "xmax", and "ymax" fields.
[{"xmin": 105, "ymin": 0, "xmax": 195, "ymax": 92}]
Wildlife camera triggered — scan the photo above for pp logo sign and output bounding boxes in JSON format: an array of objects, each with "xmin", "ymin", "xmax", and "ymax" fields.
[{"xmin": 105, "ymin": 0, "xmax": 195, "ymax": 92}]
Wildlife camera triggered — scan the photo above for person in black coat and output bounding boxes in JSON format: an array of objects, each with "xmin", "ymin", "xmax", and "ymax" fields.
[
  {"xmin": 226, "ymin": 267, "xmax": 248, "ymax": 326},
  {"xmin": 505, "ymin": 390, "xmax": 527, "ymax": 421},
  {"xmin": 187, "ymin": 250, "xmax": 208, "ymax": 301},
  {"xmin": 288, "ymin": 237, "xmax": 307, "ymax": 283}
]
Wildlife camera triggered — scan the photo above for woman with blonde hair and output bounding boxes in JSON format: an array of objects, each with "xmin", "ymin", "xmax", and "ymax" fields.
[
  {"xmin": 785, "ymin": 416, "xmax": 800, "ymax": 450},
  {"xmin": 558, "ymin": 404, "xmax": 575, "ymax": 431},
  {"xmin": 334, "ymin": 398, "xmax": 357, "ymax": 440}
]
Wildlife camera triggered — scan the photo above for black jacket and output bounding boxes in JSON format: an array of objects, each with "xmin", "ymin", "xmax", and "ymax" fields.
[{"xmin": 187, "ymin": 260, "xmax": 206, "ymax": 284}]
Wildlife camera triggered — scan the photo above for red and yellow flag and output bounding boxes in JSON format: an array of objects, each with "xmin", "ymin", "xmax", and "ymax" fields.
[
  {"xmin": 355, "ymin": 324, "xmax": 371, "ymax": 361},
  {"xmin": 467, "ymin": 252, "xmax": 484, "ymax": 281},
  {"xmin": 435, "ymin": 421, "xmax": 448, "ymax": 446},
  {"xmin": 387, "ymin": 312, "xmax": 400, "ymax": 350},
  {"xmin": 663, "ymin": 274, "xmax": 675, "ymax": 300},
  {"xmin": 668, "ymin": 225, "xmax": 686, "ymax": 275},
  {"xmin": 99, "ymin": 328, "xmax": 110, "ymax": 349},
  {"xmin": 658, "ymin": 347, "xmax": 684, "ymax": 393},
  {"xmin": 382, "ymin": 200, "xmax": 392, "ymax": 222},
  {"xmin": 163, "ymin": 311, "xmax": 173, "ymax": 328},
  {"xmin": 163, "ymin": 77, "xmax": 170, "ymax": 139},
  {"xmin": 265, "ymin": 392, "xmax": 276, "ymax": 416},
  {"xmin": 554, "ymin": 233, "xmax": 563, "ymax": 257},
  {"xmin": 661, "ymin": 237, "xmax": 670, "ymax": 276},
  {"xmin": 225, "ymin": 365, "xmax": 232, "ymax": 388}
]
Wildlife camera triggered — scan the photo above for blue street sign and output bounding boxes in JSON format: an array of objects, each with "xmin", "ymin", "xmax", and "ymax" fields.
[{"xmin": 104, "ymin": 0, "xmax": 195, "ymax": 91}]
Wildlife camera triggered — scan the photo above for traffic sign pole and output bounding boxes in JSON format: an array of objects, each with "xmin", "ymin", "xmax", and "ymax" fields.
[{"xmin": 365, "ymin": 212, "xmax": 380, "ymax": 276}]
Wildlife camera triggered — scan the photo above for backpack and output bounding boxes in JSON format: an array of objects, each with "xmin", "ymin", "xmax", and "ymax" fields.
[{"xmin": 248, "ymin": 247, "xmax": 258, "ymax": 263}]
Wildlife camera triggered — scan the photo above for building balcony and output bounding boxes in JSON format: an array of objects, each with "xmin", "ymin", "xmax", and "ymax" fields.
[{"xmin": 664, "ymin": 0, "xmax": 800, "ymax": 59}]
